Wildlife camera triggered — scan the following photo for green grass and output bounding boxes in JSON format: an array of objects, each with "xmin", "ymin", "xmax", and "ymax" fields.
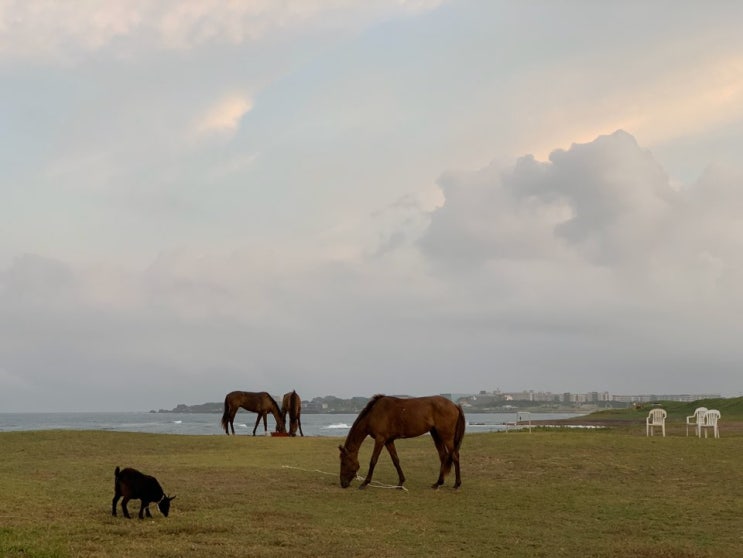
[
  {"xmin": 581, "ymin": 396, "xmax": 743, "ymax": 422},
  {"xmin": 1, "ymin": 426, "xmax": 742, "ymax": 557}
]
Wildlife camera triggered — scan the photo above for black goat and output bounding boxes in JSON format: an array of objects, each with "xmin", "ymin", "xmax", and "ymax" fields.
[{"xmin": 112, "ymin": 466, "xmax": 175, "ymax": 519}]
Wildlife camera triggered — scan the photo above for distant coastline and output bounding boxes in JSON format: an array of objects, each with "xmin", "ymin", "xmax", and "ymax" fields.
[
  {"xmin": 150, "ymin": 397, "xmax": 594, "ymax": 415},
  {"xmin": 151, "ymin": 392, "xmax": 723, "ymax": 415}
]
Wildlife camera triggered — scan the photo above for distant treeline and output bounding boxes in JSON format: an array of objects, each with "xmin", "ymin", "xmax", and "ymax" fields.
[{"xmin": 150, "ymin": 394, "xmax": 615, "ymax": 415}]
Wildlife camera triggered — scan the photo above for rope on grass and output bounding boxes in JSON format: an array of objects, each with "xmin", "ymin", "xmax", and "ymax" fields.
[
  {"xmin": 281, "ymin": 464, "xmax": 335, "ymax": 476},
  {"xmin": 281, "ymin": 465, "xmax": 409, "ymax": 491},
  {"xmin": 356, "ymin": 475, "xmax": 409, "ymax": 491}
]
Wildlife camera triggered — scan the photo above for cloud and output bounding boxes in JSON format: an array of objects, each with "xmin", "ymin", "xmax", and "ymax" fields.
[
  {"xmin": 421, "ymin": 130, "xmax": 676, "ymax": 267},
  {"xmin": 3, "ymin": 130, "xmax": 743, "ymax": 411},
  {"xmin": 193, "ymin": 96, "xmax": 253, "ymax": 138},
  {"xmin": 0, "ymin": 1, "xmax": 446, "ymax": 63},
  {"xmin": 419, "ymin": 130, "xmax": 743, "ymax": 341}
]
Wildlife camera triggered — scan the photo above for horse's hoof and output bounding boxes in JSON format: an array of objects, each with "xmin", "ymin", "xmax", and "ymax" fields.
[
  {"xmin": 430, "ymin": 483, "xmax": 440, "ymax": 490},
  {"xmin": 358, "ymin": 484, "xmax": 368, "ymax": 490}
]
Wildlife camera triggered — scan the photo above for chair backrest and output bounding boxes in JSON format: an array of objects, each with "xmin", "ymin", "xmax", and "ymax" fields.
[
  {"xmin": 704, "ymin": 409, "xmax": 721, "ymax": 426},
  {"xmin": 693, "ymin": 407, "xmax": 708, "ymax": 422},
  {"xmin": 648, "ymin": 408, "xmax": 666, "ymax": 423}
]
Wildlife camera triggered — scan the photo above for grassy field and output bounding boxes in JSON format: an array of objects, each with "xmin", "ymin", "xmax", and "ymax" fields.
[
  {"xmin": 1, "ymin": 410, "xmax": 741, "ymax": 557},
  {"xmin": 574, "ymin": 397, "xmax": 743, "ymax": 422}
]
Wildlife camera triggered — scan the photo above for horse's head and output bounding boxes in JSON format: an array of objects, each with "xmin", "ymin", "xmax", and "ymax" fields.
[
  {"xmin": 338, "ymin": 445, "xmax": 359, "ymax": 488},
  {"xmin": 158, "ymin": 494, "xmax": 176, "ymax": 517}
]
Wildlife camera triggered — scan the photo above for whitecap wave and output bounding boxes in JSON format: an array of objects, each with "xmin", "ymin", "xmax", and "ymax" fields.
[{"xmin": 324, "ymin": 423, "xmax": 350, "ymax": 430}]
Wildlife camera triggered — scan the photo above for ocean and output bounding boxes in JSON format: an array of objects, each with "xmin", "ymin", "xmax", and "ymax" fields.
[{"xmin": 0, "ymin": 411, "xmax": 584, "ymax": 436}]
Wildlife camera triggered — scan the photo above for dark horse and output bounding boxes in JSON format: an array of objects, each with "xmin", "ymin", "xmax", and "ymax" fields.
[
  {"xmin": 338, "ymin": 394, "xmax": 465, "ymax": 490},
  {"xmin": 221, "ymin": 391, "xmax": 286, "ymax": 436},
  {"xmin": 281, "ymin": 390, "xmax": 304, "ymax": 437}
]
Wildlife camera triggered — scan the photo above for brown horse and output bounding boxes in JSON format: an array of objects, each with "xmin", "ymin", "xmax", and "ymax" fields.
[
  {"xmin": 220, "ymin": 391, "xmax": 286, "ymax": 436},
  {"xmin": 280, "ymin": 390, "xmax": 304, "ymax": 437},
  {"xmin": 338, "ymin": 394, "xmax": 465, "ymax": 490}
]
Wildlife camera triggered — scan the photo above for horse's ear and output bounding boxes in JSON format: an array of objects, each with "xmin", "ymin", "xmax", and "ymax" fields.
[
  {"xmin": 168, "ymin": 495, "xmax": 176, "ymax": 501},
  {"xmin": 338, "ymin": 445, "xmax": 346, "ymax": 454}
]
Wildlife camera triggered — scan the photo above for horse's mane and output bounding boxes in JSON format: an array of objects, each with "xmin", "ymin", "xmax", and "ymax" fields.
[
  {"xmin": 267, "ymin": 393, "xmax": 281, "ymax": 411},
  {"xmin": 351, "ymin": 394, "xmax": 385, "ymax": 428}
]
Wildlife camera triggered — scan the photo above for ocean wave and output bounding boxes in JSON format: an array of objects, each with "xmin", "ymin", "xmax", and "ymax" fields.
[{"xmin": 324, "ymin": 423, "xmax": 350, "ymax": 430}]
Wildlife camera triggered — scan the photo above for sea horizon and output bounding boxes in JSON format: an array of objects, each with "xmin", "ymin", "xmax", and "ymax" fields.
[{"xmin": 0, "ymin": 410, "xmax": 585, "ymax": 436}]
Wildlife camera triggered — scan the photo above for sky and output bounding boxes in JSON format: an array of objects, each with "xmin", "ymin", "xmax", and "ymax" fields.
[{"xmin": 2, "ymin": 1, "xmax": 743, "ymax": 412}]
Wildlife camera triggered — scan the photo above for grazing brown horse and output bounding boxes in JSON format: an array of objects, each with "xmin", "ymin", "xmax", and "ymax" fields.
[
  {"xmin": 338, "ymin": 394, "xmax": 465, "ymax": 490},
  {"xmin": 221, "ymin": 391, "xmax": 286, "ymax": 436},
  {"xmin": 280, "ymin": 390, "xmax": 304, "ymax": 437}
]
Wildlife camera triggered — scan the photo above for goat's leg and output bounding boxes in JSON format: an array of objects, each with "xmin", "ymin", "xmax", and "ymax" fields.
[
  {"xmin": 111, "ymin": 494, "xmax": 120, "ymax": 516},
  {"xmin": 121, "ymin": 497, "xmax": 131, "ymax": 519}
]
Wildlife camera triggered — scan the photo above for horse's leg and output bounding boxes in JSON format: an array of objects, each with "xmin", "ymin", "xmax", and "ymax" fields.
[
  {"xmin": 262, "ymin": 412, "xmax": 268, "ymax": 433},
  {"xmin": 360, "ymin": 438, "xmax": 386, "ymax": 489},
  {"xmin": 385, "ymin": 441, "xmax": 406, "ymax": 488},
  {"xmin": 434, "ymin": 432, "xmax": 461, "ymax": 489},
  {"xmin": 252, "ymin": 413, "xmax": 262, "ymax": 436},
  {"xmin": 430, "ymin": 429, "xmax": 448, "ymax": 489},
  {"xmin": 452, "ymin": 446, "xmax": 462, "ymax": 489},
  {"xmin": 228, "ymin": 406, "xmax": 236, "ymax": 435}
]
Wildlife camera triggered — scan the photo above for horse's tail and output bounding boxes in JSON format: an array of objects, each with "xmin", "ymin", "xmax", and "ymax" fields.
[
  {"xmin": 220, "ymin": 395, "xmax": 230, "ymax": 434},
  {"xmin": 289, "ymin": 390, "xmax": 299, "ymax": 423},
  {"xmin": 454, "ymin": 405, "xmax": 465, "ymax": 451},
  {"xmin": 444, "ymin": 405, "xmax": 466, "ymax": 474}
]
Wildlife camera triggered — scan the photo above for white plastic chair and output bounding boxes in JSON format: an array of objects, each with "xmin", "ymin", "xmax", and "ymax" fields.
[
  {"xmin": 685, "ymin": 407, "xmax": 707, "ymax": 437},
  {"xmin": 646, "ymin": 408, "xmax": 667, "ymax": 437},
  {"xmin": 699, "ymin": 409, "xmax": 721, "ymax": 439}
]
